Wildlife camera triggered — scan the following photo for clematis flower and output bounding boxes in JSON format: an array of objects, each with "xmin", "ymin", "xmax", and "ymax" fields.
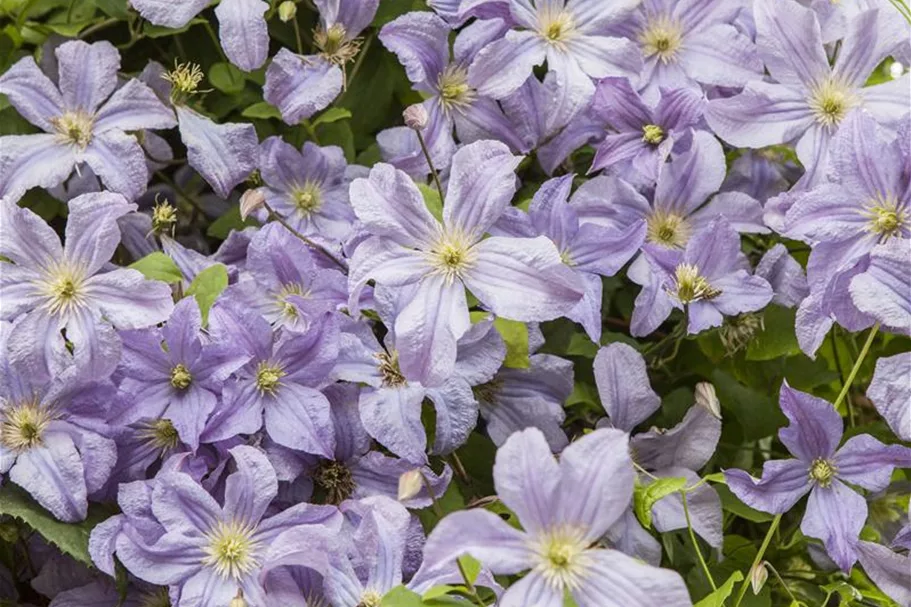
[
  {"xmin": 200, "ymin": 303, "xmax": 338, "ymax": 458},
  {"xmin": 465, "ymin": 0, "xmax": 643, "ymax": 102},
  {"xmin": 0, "ymin": 40, "xmax": 176, "ymax": 202},
  {"xmin": 867, "ymin": 352, "xmax": 911, "ymax": 442},
  {"xmin": 783, "ymin": 112, "xmax": 909, "ymax": 355},
  {"xmin": 264, "ymin": 0, "xmax": 380, "ymax": 124},
  {"xmin": 0, "ymin": 192, "xmax": 174, "ymax": 378},
  {"xmin": 130, "ymin": 0, "xmax": 268, "ymax": 71},
  {"xmin": 113, "ymin": 445, "xmax": 342, "ymax": 607},
  {"xmin": 379, "ymin": 12, "xmax": 523, "ymax": 176},
  {"xmin": 347, "ymin": 140, "xmax": 583, "ymax": 387},
  {"xmin": 252, "ymin": 138, "xmax": 356, "ymax": 242},
  {"xmin": 418, "ymin": 427, "xmax": 693, "ymax": 606},
  {"xmin": 0, "ymin": 323, "xmax": 118, "ymax": 522},
  {"xmin": 115, "ymin": 298, "xmax": 250, "ymax": 451},
  {"xmin": 725, "ymin": 382, "xmax": 911, "ymax": 572},
  {"xmin": 616, "ymin": 0, "xmax": 762, "ymax": 103},
  {"xmin": 594, "ymin": 343, "xmax": 723, "ymax": 563},
  {"xmin": 587, "ymin": 78, "xmax": 705, "ymax": 181},
  {"xmin": 707, "ymin": 0, "xmax": 910, "ymax": 188},
  {"xmin": 632, "ymin": 218, "xmax": 773, "ymax": 336}
]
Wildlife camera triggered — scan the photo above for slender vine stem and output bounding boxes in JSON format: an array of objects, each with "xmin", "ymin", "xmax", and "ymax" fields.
[
  {"xmin": 681, "ymin": 492, "xmax": 717, "ymax": 591},
  {"xmin": 416, "ymin": 128, "xmax": 446, "ymax": 205},
  {"xmin": 261, "ymin": 201, "xmax": 348, "ymax": 271},
  {"xmin": 833, "ymin": 323, "xmax": 880, "ymax": 411},
  {"xmin": 733, "ymin": 514, "xmax": 782, "ymax": 607}
]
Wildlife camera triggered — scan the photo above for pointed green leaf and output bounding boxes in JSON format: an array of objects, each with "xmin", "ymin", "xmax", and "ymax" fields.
[
  {"xmin": 185, "ymin": 264, "xmax": 228, "ymax": 325},
  {"xmin": 128, "ymin": 252, "xmax": 183, "ymax": 284}
]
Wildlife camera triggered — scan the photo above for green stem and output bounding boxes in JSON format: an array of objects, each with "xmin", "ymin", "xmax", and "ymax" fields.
[
  {"xmin": 416, "ymin": 128, "xmax": 446, "ymax": 205},
  {"xmin": 681, "ymin": 491, "xmax": 717, "ymax": 591},
  {"xmin": 78, "ymin": 17, "xmax": 119, "ymax": 39},
  {"xmin": 261, "ymin": 201, "xmax": 348, "ymax": 271},
  {"xmin": 764, "ymin": 562, "xmax": 800, "ymax": 603},
  {"xmin": 66, "ymin": 0, "xmax": 76, "ymax": 23},
  {"xmin": 301, "ymin": 119, "xmax": 321, "ymax": 145},
  {"xmin": 833, "ymin": 323, "xmax": 880, "ymax": 411},
  {"xmin": 292, "ymin": 16, "xmax": 304, "ymax": 55},
  {"xmin": 829, "ymin": 329, "xmax": 852, "ymax": 425},
  {"xmin": 733, "ymin": 514, "xmax": 782, "ymax": 607}
]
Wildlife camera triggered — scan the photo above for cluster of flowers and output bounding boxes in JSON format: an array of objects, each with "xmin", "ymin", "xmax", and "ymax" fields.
[{"xmin": 0, "ymin": 0, "xmax": 909, "ymax": 605}]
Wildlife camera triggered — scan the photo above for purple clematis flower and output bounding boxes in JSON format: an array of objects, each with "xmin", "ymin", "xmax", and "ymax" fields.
[
  {"xmin": 496, "ymin": 174, "xmax": 646, "ymax": 341},
  {"xmin": 130, "ymin": 0, "xmax": 268, "ymax": 71},
  {"xmin": 725, "ymin": 382, "xmax": 911, "ymax": 572},
  {"xmin": 0, "ymin": 192, "xmax": 174, "ymax": 378},
  {"xmin": 0, "ymin": 324, "xmax": 118, "ymax": 522},
  {"xmin": 867, "ymin": 352, "xmax": 911, "ymax": 442},
  {"xmin": 252, "ymin": 138, "xmax": 356, "ymax": 242},
  {"xmin": 707, "ymin": 0, "xmax": 910, "ymax": 188},
  {"xmin": 0, "ymin": 40, "xmax": 176, "ymax": 202},
  {"xmin": 113, "ymin": 445, "xmax": 342, "ymax": 607},
  {"xmin": 348, "ymin": 140, "xmax": 583, "ymax": 387},
  {"xmin": 200, "ymin": 303, "xmax": 338, "ymax": 458},
  {"xmin": 225, "ymin": 223, "xmax": 347, "ymax": 333},
  {"xmin": 615, "ymin": 0, "xmax": 762, "ymax": 103},
  {"xmin": 264, "ymin": 0, "xmax": 380, "ymax": 124},
  {"xmin": 419, "ymin": 427, "xmax": 693, "ymax": 606},
  {"xmin": 633, "ymin": 218, "xmax": 774, "ymax": 336},
  {"xmin": 594, "ymin": 343, "xmax": 723, "ymax": 562},
  {"xmin": 783, "ymin": 112, "xmax": 909, "ymax": 355},
  {"xmin": 465, "ymin": 0, "xmax": 643, "ymax": 102},
  {"xmin": 115, "ymin": 298, "xmax": 250, "ymax": 451},
  {"xmin": 587, "ymin": 77, "xmax": 705, "ymax": 181},
  {"xmin": 379, "ymin": 13, "xmax": 523, "ymax": 176}
]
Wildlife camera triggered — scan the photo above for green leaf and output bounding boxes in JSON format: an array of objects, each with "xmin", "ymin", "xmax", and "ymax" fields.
[
  {"xmin": 633, "ymin": 476, "xmax": 687, "ymax": 529},
  {"xmin": 0, "ymin": 484, "xmax": 104, "ymax": 567},
  {"xmin": 241, "ymin": 101, "xmax": 282, "ymax": 120},
  {"xmin": 208, "ymin": 62, "xmax": 245, "ymax": 95},
  {"xmin": 143, "ymin": 16, "xmax": 206, "ymax": 37},
  {"xmin": 129, "ymin": 252, "xmax": 183, "ymax": 284},
  {"xmin": 185, "ymin": 264, "xmax": 229, "ymax": 324},
  {"xmin": 91, "ymin": 0, "xmax": 129, "ymax": 18},
  {"xmin": 312, "ymin": 107, "xmax": 352, "ymax": 127},
  {"xmin": 694, "ymin": 571, "xmax": 743, "ymax": 607},
  {"xmin": 316, "ymin": 120, "xmax": 355, "ymax": 162},
  {"xmin": 711, "ymin": 370, "xmax": 784, "ymax": 441},
  {"xmin": 422, "ymin": 585, "xmax": 459, "ymax": 600},
  {"xmin": 381, "ymin": 585, "xmax": 423, "ymax": 607},
  {"xmin": 457, "ymin": 555, "xmax": 481, "ymax": 585},
  {"xmin": 716, "ymin": 485, "xmax": 774, "ymax": 523},
  {"xmin": 418, "ymin": 183, "xmax": 443, "ymax": 223},
  {"xmin": 494, "ymin": 317, "xmax": 530, "ymax": 368},
  {"xmin": 746, "ymin": 306, "xmax": 801, "ymax": 361},
  {"xmin": 207, "ymin": 205, "xmax": 258, "ymax": 240}
]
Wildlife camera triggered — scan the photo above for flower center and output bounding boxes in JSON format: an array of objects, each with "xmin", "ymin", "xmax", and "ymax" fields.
[
  {"xmin": 809, "ymin": 458, "xmax": 837, "ymax": 487},
  {"xmin": 43, "ymin": 266, "xmax": 86, "ymax": 317},
  {"xmin": 640, "ymin": 15, "xmax": 684, "ymax": 64},
  {"xmin": 377, "ymin": 350, "xmax": 407, "ymax": 388},
  {"xmin": 315, "ymin": 23, "xmax": 362, "ymax": 66},
  {"xmin": 277, "ymin": 282, "xmax": 310, "ymax": 319},
  {"xmin": 0, "ymin": 402, "xmax": 54, "ymax": 452},
  {"xmin": 313, "ymin": 460, "xmax": 355, "ymax": 505},
  {"xmin": 255, "ymin": 361, "xmax": 285, "ymax": 395},
  {"xmin": 646, "ymin": 211, "xmax": 690, "ymax": 248},
  {"xmin": 437, "ymin": 64, "xmax": 476, "ymax": 113},
  {"xmin": 291, "ymin": 182, "xmax": 323, "ymax": 215},
  {"xmin": 429, "ymin": 232, "xmax": 475, "ymax": 283},
  {"xmin": 163, "ymin": 62, "xmax": 205, "ymax": 103},
  {"xmin": 531, "ymin": 526, "xmax": 591, "ymax": 591},
  {"xmin": 170, "ymin": 364, "xmax": 193, "ymax": 390},
  {"xmin": 357, "ymin": 590, "xmax": 383, "ymax": 607},
  {"xmin": 202, "ymin": 520, "xmax": 261, "ymax": 579},
  {"xmin": 51, "ymin": 110, "xmax": 94, "ymax": 148},
  {"xmin": 138, "ymin": 418, "xmax": 181, "ymax": 451},
  {"xmin": 538, "ymin": 9, "xmax": 576, "ymax": 47},
  {"xmin": 719, "ymin": 313, "xmax": 765, "ymax": 354},
  {"xmin": 642, "ymin": 124, "xmax": 665, "ymax": 145},
  {"xmin": 673, "ymin": 263, "xmax": 721, "ymax": 304},
  {"xmin": 863, "ymin": 195, "xmax": 906, "ymax": 240},
  {"xmin": 808, "ymin": 78, "xmax": 858, "ymax": 128}
]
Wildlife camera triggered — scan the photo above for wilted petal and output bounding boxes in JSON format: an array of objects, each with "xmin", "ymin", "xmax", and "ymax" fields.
[
  {"xmin": 725, "ymin": 458, "xmax": 812, "ymax": 514},
  {"xmin": 176, "ymin": 106, "xmax": 257, "ymax": 199},
  {"xmin": 492, "ymin": 427, "xmax": 560, "ymax": 534},
  {"xmin": 215, "ymin": 0, "xmax": 269, "ymax": 71},
  {"xmin": 756, "ymin": 244, "xmax": 809, "ymax": 308},
  {"xmin": 632, "ymin": 405, "xmax": 721, "ymax": 471},
  {"xmin": 867, "ymin": 352, "xmax": 911, "ymax": 441},
  {"xmin": 801, "ymin": 481, "xmax": 865, "ymax": 572},
  {"xmin": 264, "ymin": 50, "xmax": 343, "ymax": 125},
  {"xmin": 593, "ymin": 343, "xmax": 660, "ymax": 433}
]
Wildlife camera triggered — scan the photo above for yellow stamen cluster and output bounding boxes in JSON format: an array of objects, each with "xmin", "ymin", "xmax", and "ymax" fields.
[
  {"xmin": 531, "ymin": 526, "xmax": 592, "ymax": 591},
  {"xmin": 377, "ymin": 350, "xmax": 407, "ymax": 388},
  {"xmin": 673, "ymin": 264, "xmax": 722, "ymax": 304},
  {"xmin": 538, "ymin": 9, "xmax": 576, "ymax": 48},
  {"xmin": 51, "ymin": 111, "xmax": 94, "ymax": 149},
  {"xmin": 255, "ymin": 361, "xmax": 285, "ymax": 395},
  {"xmin": 315, "ymin": 23, "xmax": 362, "ymax": 67},
  {"xmin": 202, "ymin": 520, "xmax": 261, "ymax": 579},
  {"xmin": 640, "ymin": 15, "xmax": 684, "ymax": 64},
  {"xmin": 429, "ymin": 232, "xmax": 475, "ymax": 283},
  {"xmin": 291, "ymin": 181, "xmax": 323, "ymax": 215},
  {"xmin": 437, "ymin": 64, "xmax": 476, "ymax": 113},
  {"xmin": 163, "ymin": 62, "xmax": 205, "ymax": 103},
  {"xmin": 42, "ymin": 266, "xmax": 86, "ymax": 317},
  {"xmin": 357, "ymin": 590, "xmax": 383, "ymax": 607},
  {"xmin": 170, "ymin": 364, "xmax": 193, "ymax": 390},
  {"xmin": 809, "ymin": 458, "xmax": 837, "ymax": 487},
  {"xmin": 0, "ymin": 402, "xmax": 54, "ymax": 452},
  {"xmin": 808, "ymin": 78, "xmax": 858, "ymax": 128},
  {"xmin": 863, "ymin": 195, "xmax": 907, "ymax": 240},
  {"xmin": 646, "ymin": 210, "xmax": 691, "ymax": 248},
  {"xmin": 152, "ymin": 198, "xmax": 178, "ymax": 234},
  {"xmin": 313, "ymin": 460, "xmax": 356, "ymax": 505},
  {"xmin": 138, "ymin": 418, "xmax": 181, "ymax": 452},
  {"xmin": 642, "ymin": 124, "xmax": 665, "ymax": 145},
  {"xmin": 277, "ymin": 282, "xmax": 310, "ymax": 319}
]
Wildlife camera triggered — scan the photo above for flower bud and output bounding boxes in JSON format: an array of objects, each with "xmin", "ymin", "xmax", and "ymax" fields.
[
  {"xmin": 750, "ymin": 561, "xmax": 769, "ymax": 595},
  {"xmin": 397, "ymin": 469, "xmax": 424, "ymax": 501},
  {"xmin": 694, "ymin": 382, "xmax": 721, "ymax": 419},
  {"xmin": 403, "ymin": 104, "xmax": 429, "ymax": 131},
  {"xmin": 239, "ymin": 189, "xmax": 266, "ymax": 220},
  {"xmin": 278, "ymin": 1, "xmax": 297, "ymax": 22}
]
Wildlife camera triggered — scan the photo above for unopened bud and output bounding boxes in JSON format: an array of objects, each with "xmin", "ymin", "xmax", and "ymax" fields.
[
  {"xmin": 229, "ymin": 589, "xmax": 247, "ymax": 607},
  {"xmin": 750, "ymin": 561, "xmax": 769, "ymax": 595},
  {"xmin": 278, "ymin": 1, "xmax": 297, "ymax": 22},
  {"xmin": 397, "ymin": 469, "xmax": 424, "ymax": 501},
  {"xmin": 694, "ymin": 382, "xmax": 721, "ymax": 419},
  {"xmin": 239, "ymin": 189, "xmax": 266, "ymax": 220},
  {"xmin": 403, "ymin": 104, "xmax": 428, "ymax": 131}
]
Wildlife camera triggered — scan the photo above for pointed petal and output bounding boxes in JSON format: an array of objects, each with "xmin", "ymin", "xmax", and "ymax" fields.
[
  {"xmin": 223, "ymin": 445, "xmax": 278, "ymax": 525},
  {"xmin": 867, "ymin": 352, "xmax": 911, "ymax": 441},
  {"xmin": 176, "ymin": 106, "xmax": 258, "ymax": 199},
  {"xmin": 129, "ymin": 0, "xmax": 209, "ymax": 27},
  {"xmin": 753, "ymin": 0, "xmax": 828, "ymax": 87},
  {"xmin": 264, "ymin": 51, "xmax": 343, "ymax": 125},
  {"xmin": 215, "ymin": 0, "xmax": 270, "ymax": 71},
  {"xmin": 706, "ymin": 81, "xmax": 813, "ymax": 149},
  {"xmin": 83, "ymin": 130, "xmax": 149, "ymax": 201},
  {"xmin": 493, "ymin": 427, "xmax": 560, "ymax": 534},
  {"xmin": 778, "ymin": 382, "xmax": 842, "ymax": 461},
  {"xmin": 94, "ymin": 79, "xmax": 177, "ymax": 133},
  {"xmin": 834, "ymin": 434, "xmax": 911, "ymax": 492},
  {"xmin": 55, "ymin": 40, "xmax": 119, "ymax": 113},
  {"xmin": 801, "ymin": 481, "xmax": 865, "ymax": 572},
  {"xmin": 0, "ymin": 56, "xmax": 64, "ymax": 132},
  {"xmin": 593, "ymin": 343, "xmax": 660, "ymax": 433},
  {"xmin": 725, "ymin": 458, "xmax": 811, "ymax": 514},
  {"xmin": 421, "ymin": 509, "xmax": 533, "ymax": 575},
  {"xmin": 0, "ymin": 134, "xmax": 75, "ymax": 204},
  {"xmin": 468, "ymin": 30, "xmax": 546, "ymax": 99},
  {"xmin": 571, "ymin": 548, "xmax": 692, "ymax": 607}
]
